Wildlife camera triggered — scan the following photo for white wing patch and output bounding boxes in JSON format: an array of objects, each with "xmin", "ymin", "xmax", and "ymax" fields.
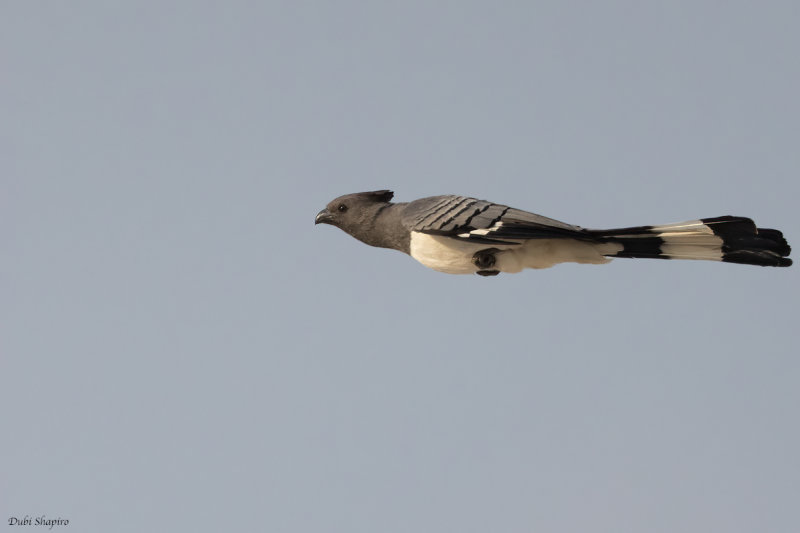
[{"xmin": 458, "ymin": 222, "xmax": 504, "ymax": 238}]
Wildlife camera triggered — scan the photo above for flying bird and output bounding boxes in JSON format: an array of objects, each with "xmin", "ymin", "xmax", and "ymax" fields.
[{"xmin": 315, "ymin": 190, "xmax": 791, "ymax": 276}]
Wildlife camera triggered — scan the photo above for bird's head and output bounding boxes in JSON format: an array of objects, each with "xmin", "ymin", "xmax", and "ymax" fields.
[
  {"xmin": 315, "ymin": 190, "xmax": 397, "ymax": 247},
  {"xmin": 315, "ymin": 190, "xmax": 394, "ymax": 228}
]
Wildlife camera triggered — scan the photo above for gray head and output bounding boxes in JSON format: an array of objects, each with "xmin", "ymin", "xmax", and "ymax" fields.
[{"xmin": 315, "ymin": 190, "xmax": 408, "ymax": 251}]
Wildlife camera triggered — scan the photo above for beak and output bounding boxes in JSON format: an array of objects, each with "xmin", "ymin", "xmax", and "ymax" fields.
[{"xmin": 315, "ymin": 208, "xmax": 333, "ymax": 225}]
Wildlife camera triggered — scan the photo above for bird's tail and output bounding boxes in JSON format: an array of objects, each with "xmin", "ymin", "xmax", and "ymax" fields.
[{"xmin": 588, "ymin": 216, "xmax": 792, "ymax": 267}]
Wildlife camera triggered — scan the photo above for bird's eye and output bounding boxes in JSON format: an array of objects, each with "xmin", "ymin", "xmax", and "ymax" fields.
[{"xmin": 338, "ymin": 204, "xmax": 348, "ymax": 213}]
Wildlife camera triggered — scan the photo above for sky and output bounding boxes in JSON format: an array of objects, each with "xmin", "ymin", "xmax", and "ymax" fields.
[{"xmin": 2, "ymin": 2, "xmax": 799, "ymax": 532}]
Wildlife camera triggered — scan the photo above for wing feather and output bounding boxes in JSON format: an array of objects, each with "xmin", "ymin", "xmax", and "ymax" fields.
[{"xmin": 401, "ymin": 196, "xmax": 591, "ymax": 243}]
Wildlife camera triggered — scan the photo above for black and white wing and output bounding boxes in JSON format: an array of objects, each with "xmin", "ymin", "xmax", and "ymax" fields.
[{"xmin": 401, "ymin": 195, "xmax": 592, "ymax": 244}]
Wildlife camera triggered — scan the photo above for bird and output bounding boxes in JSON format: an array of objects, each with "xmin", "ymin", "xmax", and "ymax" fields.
[{"xmin": 315, "ymin": 190, "xmax": 792, "ymax": 276}]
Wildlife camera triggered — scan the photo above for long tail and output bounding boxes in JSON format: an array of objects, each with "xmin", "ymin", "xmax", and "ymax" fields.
[{"xmin": 588, "ymin": 216, "xmax": 792, "ymax": 267}]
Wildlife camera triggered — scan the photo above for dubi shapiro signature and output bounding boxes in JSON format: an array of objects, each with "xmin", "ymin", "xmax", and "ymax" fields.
[{"xmin": 8, "ymin": 516, "xmax": 69, "ymax": 529}]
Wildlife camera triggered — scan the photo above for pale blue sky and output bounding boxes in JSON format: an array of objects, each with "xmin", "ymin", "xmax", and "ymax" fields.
[{"xmin": 3, "ymin": 2, "xmax": 798, "ymax": 532}]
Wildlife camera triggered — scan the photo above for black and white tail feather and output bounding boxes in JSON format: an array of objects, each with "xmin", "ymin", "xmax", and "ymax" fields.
[
  {"xmin": 315, "ymin": 191, "xmax": 792, "ymax": 276},
  {"xmin": 589, "ymin": 216, "xmax": 792, "ymax": 267}
]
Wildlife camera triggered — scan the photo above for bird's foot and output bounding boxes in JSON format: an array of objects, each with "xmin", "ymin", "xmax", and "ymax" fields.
[{"xmin": 473, "ymin": 248, "xmax": 500, "ymax": 270}]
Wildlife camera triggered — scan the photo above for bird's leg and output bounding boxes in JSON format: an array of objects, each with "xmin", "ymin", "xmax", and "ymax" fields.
[{"xmin": 473, "ymin": 248, "xmax": 501, "ymax": 274}]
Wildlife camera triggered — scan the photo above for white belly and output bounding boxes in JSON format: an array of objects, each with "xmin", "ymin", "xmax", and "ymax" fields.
[
  {"xmin": 408, "ymin": 232, "xmax": 509, "ymax": 274},
  {"xmin": 408, "ymin": 232, "xmax": 616, "ymax": 275}
]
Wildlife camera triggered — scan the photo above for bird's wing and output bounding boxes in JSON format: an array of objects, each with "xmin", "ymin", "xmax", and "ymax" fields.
[{"xmin": 401, "ymin": 195, "xmax": 591, "ymax": 244}]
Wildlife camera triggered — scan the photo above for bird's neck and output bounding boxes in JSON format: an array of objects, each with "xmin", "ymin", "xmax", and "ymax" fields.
[{"xmin": 351, "ymin": 203, "xmax": 410, "ymax": 254}]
